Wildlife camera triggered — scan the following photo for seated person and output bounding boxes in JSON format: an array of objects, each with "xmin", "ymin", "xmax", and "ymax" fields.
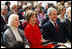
[
  {"xmin": 24, "ymin": 10, "xmax": 54, "ymax": 48},
  {"xmin": 1, "ymin": 5, "xmax": 9, "ymax": 46},
  {"xmin": 3, "ymin": 14, "xmax": 30, "ymax": 48},
  {"xmin": 42, "ymin": 7, "xmax": 68, "ymax": 47},
  {"xmin": 62, "ymin": 7, "xmax": 71, "ymax": 43}
]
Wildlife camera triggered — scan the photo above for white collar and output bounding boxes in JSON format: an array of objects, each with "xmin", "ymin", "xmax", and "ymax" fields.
[
  {"xmin": 1, "ymin": 13, "xmax": 5, "ymax": 21},
  {"xmin": 50, "ymin": 19, "xmax": 55, "ymax": 26},
  {"xmin": 10, "ymin": 26, "xmax": 18, "ymax": 30},
  {"xmin": 49, "ymin": 19, "xmax": 58, "ymax": 26}
]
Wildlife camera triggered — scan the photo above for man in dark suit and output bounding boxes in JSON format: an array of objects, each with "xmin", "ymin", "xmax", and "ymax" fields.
[
  {"xmin": 63, "ymin": 7, "xmax": 71, "ymax": 42},
  {"xmin": 42, "ymin": 7, "xmax": 67, "ymax": 43},
  {"xmin": 1, "ymin": 5, "xmax": 8, "ymax": 46},
  {"xmin": 1, "ymin": 5, "xmax": 8, "ymax": 32},
  {"xmin": 63, "ymin": 18, "xmax": 71, "ymax": 42}
]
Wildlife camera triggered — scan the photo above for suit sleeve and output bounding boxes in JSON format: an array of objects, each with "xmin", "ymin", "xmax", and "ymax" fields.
[
  {"xmin": 42, "ymin": 25, "xmax": 51, "ymax": 41},
  {"xmin": 61, "ymin": 22, "xmax": 70, "ymax": 41},
  {"xmin": 1, "ymin": 17, "xmax": 6, "ymax": 32}
]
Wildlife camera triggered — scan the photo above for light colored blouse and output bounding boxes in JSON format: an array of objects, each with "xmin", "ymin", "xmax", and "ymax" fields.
[
  {"xmin": 58, "ymin": 14, "xmax": 67, "ymax": 22},
  {"xmin": 10, "ymin": 26, "xmax": 23, "ymax": 41}
]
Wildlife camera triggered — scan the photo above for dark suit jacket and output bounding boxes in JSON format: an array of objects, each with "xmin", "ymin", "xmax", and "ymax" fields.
[
  {"xmin": 1, "ymin": 15, "xmax": 6, "ymax": 32},
  {"xmin": 62, "ymin": 18, "xmax": 71, "ymax": 42},
  {"xmin": 1, "ymin": 15, "xmax": 9, "ymax": 46},
  {"xmin": 42, "ymin": 20, "xmax": 67, "ymax": 43}
]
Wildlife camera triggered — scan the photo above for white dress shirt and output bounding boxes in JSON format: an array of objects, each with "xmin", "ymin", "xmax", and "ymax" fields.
[
  {"xmin": 58, "ymin": 14, "xmax": 67, "ymax": 22},
  {"xmin": 49, "ymin": 19, "xmax": 58, "ymax": 27},
  {"xmin": 1, "ymin": 14, "xmax": 5, "ymax": 21}
]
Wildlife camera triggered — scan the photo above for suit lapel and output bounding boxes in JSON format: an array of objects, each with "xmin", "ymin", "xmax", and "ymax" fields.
[
  {"xmin": 48, "ymin": 21, "xmax": 58, "ymax": 33},
  {"xmin": 18, "ymin": 29, "xmax": 24, "ymax": 41},
  {"xmin": 1, "ymin": 16, "xmax": 6, "ymax": 24},
  {"xmin": 48, "ymin": 20, "xmax": 61, "ymax": 35},
  {"xmin": 66, "ymin": 19, "xmax": 71, "ymax": 27},
  {"xmin": 9, "ymin": 27, "xmax": 16, "ymax": 41}
]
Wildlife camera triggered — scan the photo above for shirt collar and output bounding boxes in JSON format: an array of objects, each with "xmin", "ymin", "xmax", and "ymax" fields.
[
  {"xmin": 10, "ymin": 26, "xmax": 18, "ymax": 30},
  {"xmin": 49, "ymin": 19, "xmax": 58, "ymax": 26},
  {"xmin": 50, "ymin": 19, "xmax": 55, "ymax": 26},
  {"xmin": 1, "ymin": 13, "xmax": 5, "ymax": 20}
]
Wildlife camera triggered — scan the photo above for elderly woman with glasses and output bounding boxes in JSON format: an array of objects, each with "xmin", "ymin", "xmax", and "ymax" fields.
[{"xmin": 3, "ymin": 14, "xmax": 30, "ymax": 48}]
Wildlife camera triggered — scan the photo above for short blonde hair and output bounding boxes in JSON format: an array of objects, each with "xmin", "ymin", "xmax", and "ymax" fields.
[{"xmin": 7, "ymin": 14, "xmax": 19, "ymax": 26}]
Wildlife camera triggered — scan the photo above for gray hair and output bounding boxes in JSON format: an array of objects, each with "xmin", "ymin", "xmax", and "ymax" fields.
[
  {"xmin": 47, "ymin": 7, "xmax": 57, "ymax": 15},
  {"xmin": 7, "ymin": 14, "xmax": 19, "ymax": 26},
  {"xmin": 1, "ymin": 5, "xmax": 8, "ymax": 11}
]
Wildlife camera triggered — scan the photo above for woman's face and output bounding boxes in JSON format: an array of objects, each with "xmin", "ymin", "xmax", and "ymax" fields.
[
  {"xmin": 12, "ymin": 17, "xmax": 19, "ymax": 28},
  {"xmin": 62, "ymin": 8, "xmax": 66, "ymax": 15},
  {"xmin": 29, "ymin": 14, "xmax": 37, "ymax": 24},
  {"xmin": 35, "ymin": 6, "xmax": 40, "ymax": 13}
]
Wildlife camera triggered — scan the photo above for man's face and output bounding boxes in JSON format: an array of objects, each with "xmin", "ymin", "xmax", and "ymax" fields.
[
  {"xmin": 49, "ymin": 10, "xmax": 58, "ymax": 22},
  {"xmin": 1, "ymin": 8, "xmax": 8, "ymax": 15}
]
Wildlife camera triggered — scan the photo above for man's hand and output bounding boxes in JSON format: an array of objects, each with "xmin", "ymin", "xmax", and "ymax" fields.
[
  {"xmin": 41, "ymin": 39, "xmax": 46, "ymax": 43},
  {"xmin": 25, "ymin": 45, "xmax": 30, "ymax": 48},
  {"xmin": 57, "ymin": 43, "xmax": 65, "ymax": 46}
]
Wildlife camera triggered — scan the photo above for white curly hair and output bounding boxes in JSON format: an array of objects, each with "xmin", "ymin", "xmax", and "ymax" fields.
[{"xmin": 7, "ymin": 14, "xmax": 19, "ymax": 26}]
